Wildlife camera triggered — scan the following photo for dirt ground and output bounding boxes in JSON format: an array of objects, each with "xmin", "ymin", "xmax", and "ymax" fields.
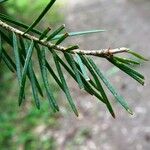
[{"xmin": 52, "ymin": 0, "xmax": 150, "ymax": 149}]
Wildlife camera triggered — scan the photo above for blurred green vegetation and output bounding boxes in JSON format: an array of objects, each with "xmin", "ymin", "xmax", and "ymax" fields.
[
  {"xmin": 0, "ymin": 0, "xmax": 65, "ymax": 149},
  {"xmin": 4, "ymin": 0, "xmax": 64, "ymax": 28},
  {"xmin": 0, "ymin": 65, "xmax": 61, "ymax": 149}
]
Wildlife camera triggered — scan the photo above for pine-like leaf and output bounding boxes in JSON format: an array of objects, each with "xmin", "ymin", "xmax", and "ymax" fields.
[
  {"xmin": 88, "ymin": 58, "xmax": 133, "ymax": 114},
  {"xmin": 106, "ymin": 67, "xmax": 119, "ymax": 77},
  {"xmin": 23, "ymin": 40, "xmax": 40, "ymax": 109},
  {"xmin": 46, "ymin": 24, "xmax": 65, "ymax": 41},
  {"xmin": 51, "ymin": 48, "xmax": 79, "ymax": 116},
  {"xmin": 75, "ymin": 53, "xmax": 90, "ymax": 81},
  {"xmin": 128, "ymin": 50, "xmax": 148, "ymax": 61},
  {"xmin": 13, "ymin": 32, "xmax": 22, "ymax": 84},
  {"xmin": 53, "ymin": 51, "xmax": 106, "ymax": 105},
  {"xmin": 52, "ymin": 29, "xmax": 106, "ymax": 40},
  {"xmin": 45, "ymin": 61, "xmax": 64, "ymax": 90},
  {"xmin": 114, "ymin": 56, "xmax": 140, "ymax": 65},
  {"xmin": 24, "ymin": 0, "xmax": 56, "ymax": 34},
  {"xmin": 2, "ymin": 48, "xmax": 16, "ymax": 72},
  {"xmin": 80, "ymin": 55, "xmax": 115, "ymax": 118},
  {"xmin": 65, "ymin": 45, "xmax": 79, "ymax": 52},
  {"xmin": 39, "ymin": 27, "xmax": 51, "ymax": 40},
  {"xmin": 55, "ymin": 33, "xmax": 69, "ymax": 45},
  {"xmin": 108, "ymin": 58, "xmax": 144, "ymax": 85},
  {"xmin": 36, "ymin": 44, "xmax": 59, "ymax": 112},
  {"xmin": 1, "ymin": 30, "xmax": 44, "ymax": 97},
  {"xmin": 34, "ymin": 43, "xmax": 64, "ymax": 91},
  {"xmin": 18, "ymin": 40, "xmax": 34, "ymax": 106},
  {"xmin": 0, "ymin": 13, "xmax": 41, "ymax": 35},
  {"xmin": 64, "ymin": 53, "xmax": 84, "ymax": 89},
  {"xmin": 19, "ymin": 37, "xmax": 44, "ymax": 97},
  {"xmin": 0, "ymin": 2, "xmax": 146, "ymax": 117}
]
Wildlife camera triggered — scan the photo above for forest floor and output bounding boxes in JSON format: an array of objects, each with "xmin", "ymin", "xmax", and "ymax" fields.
[{"xmin": 50, "ymin": 0, "xmax": 150, "ymax": 149}]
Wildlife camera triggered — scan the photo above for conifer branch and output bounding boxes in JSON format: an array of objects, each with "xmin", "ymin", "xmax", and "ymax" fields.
[{"xmin": 0, "ymin": 20, "xmax": 128, "ymax": 57}]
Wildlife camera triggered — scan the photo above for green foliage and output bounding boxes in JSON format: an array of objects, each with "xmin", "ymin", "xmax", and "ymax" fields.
[
  {"xmin": 0, "ymin": 0, "xmax": 8, "ymax": 3},
  {"xmin": 0, "ymin": 0, "xmax": 148, "ymax": 119},
  {"xmin": 24, "ymin": 0, "xmax": 56, "ymax": 34},
  {"xmin": 4, "ymin": 0, "xmax": 64, "ymax": 27},
  {"xmin": 0, "ymin": 65, "xmax": 59, "ymax": 149},
  {"xmin": 0, "ymin": 1, "xmax": 62, "ymax": 149}
]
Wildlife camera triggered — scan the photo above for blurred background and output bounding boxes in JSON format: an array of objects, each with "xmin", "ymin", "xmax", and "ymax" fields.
[{"xmin": 0, "ymin": 0, "xmax": 150, "ymax": 149}]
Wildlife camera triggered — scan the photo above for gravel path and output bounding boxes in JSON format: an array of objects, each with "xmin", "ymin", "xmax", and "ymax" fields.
[{"xmin": 54, "ymin": 0, "xmax": 150, "ymax": 149}]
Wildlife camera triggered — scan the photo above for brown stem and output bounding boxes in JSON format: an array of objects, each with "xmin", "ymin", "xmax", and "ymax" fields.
[{"xmin": 0, "ymin": 20, "xmax": 129, "ymax": 57}]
